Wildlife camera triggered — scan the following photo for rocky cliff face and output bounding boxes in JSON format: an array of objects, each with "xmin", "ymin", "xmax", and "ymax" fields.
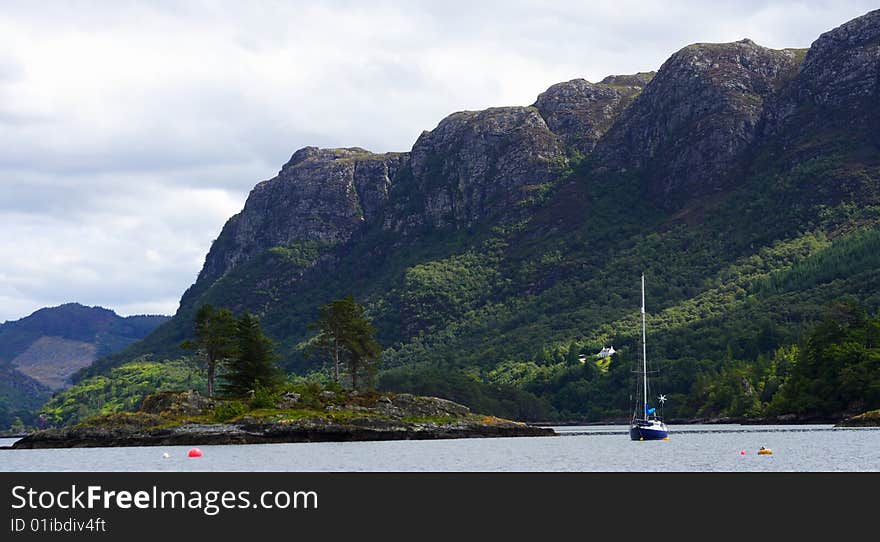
[
  {"xmin": 795, "ymin": 10, "xmax": 879, "ymax": 111},
  {"xmin": 761, "ymin": 9, "xmax": 880, "ymax": 154},
  {"xmin": 595, "ymin": 39, "xmax": 803, "ymax": 205},
  {"xmin": 188, "ymin": 106, "xmax": 572, "ymax": 303},
  {"xmin": 197, "ymin": 147, "xmax": 407, "ymax": 285},
  {"xmin": 533, "ymin": 73, "xmax": 652, "ymax": 155},
  {"xmin": 195, "ymin": 74, "xmax": 653, "ymax": 284},
  {"xmin": 385, "ymin": 106, "xmax": 567, "ymax": 231}
]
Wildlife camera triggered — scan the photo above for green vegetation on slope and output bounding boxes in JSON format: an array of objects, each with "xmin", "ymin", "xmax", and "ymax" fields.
[
  {"xmin": 77, "ymin": 146, "xmax": 880, "ymax": 423},
  {"xmin": 769, "ymin": 302, "xmax": 880, "ymax": 417},
  {"xmin": 40, "ymin": 359, "xmax": 205, "ymax": 427},
  {"xmin": 0, "ymin": 368, "xmax": 50, "ymax": 430},
  {"xmin": 757, "ymin": 226, "xmax": 880, "ymax": 297}
]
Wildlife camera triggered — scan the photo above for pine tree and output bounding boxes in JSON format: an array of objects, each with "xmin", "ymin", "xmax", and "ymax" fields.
[
  {"xmin": 309, "ymin": 296, "xmax": 382, "ymax": 390},
  {"xmin": 345, "ymin": 308, "xmax": 382, "ymax": 390},
  {"xmin": 566, "ymin": 341, "xmax": 581, "ymax": 366},
  {"xmin": 222, "ymin": 312, "xmax": 284, "ymax": 398},
  {"xmin": 181, "ymin": 304, "xmax": 238, "ymax": 397}
]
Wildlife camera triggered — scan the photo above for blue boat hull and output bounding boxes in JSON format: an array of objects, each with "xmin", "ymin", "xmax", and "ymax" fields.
[{"xmin": 630, "ymin": 423, "xmax": 668, "ymax": 441}]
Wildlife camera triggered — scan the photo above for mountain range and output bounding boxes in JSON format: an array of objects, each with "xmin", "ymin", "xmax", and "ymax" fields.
[{"xmin": 63, "ymin": 9, "xmax": 880, "ymax": 423}]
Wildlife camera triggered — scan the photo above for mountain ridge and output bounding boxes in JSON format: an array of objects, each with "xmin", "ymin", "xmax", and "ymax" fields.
[{"xmin": 74, "ymin": 9, "xmax": 880, "ymax": 423}]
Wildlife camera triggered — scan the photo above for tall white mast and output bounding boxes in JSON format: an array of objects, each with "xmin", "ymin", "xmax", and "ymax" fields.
[{"xmin": 641, "ymin": 273, "xmax": 648, "ymax": 419}]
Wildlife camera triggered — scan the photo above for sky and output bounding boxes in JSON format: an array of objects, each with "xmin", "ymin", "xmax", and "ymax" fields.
[{"xmin": 0, "ymin": 0, "xmax": 876, "ymax": 323}]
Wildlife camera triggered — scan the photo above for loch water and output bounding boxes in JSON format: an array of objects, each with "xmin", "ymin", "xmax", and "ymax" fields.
[{"xmin": 2, "ymin": 425, "xmax": 878, "ymax": 472}]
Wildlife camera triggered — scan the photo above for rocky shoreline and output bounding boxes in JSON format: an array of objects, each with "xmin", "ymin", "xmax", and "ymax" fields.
[
  {"xmin": 7, "ymin": 390, "xmax": 554, "ymax": 449},
  {"xmin": 834, "ymin": 410, "xmax": 880, "ymax": 427},
  {"xmin": 9, "ymin": 419, "xmax": 551, "ymax": 449}
]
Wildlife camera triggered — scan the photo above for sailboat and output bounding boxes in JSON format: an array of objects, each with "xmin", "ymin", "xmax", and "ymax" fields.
[{"xmin": 630, "ymin": 273, "xmax": 669, "ymax": 441}]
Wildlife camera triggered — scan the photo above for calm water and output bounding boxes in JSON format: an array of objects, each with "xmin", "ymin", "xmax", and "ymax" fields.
[{"xmin": 2, "ymin": 425, "xmax": 879, "ymax": 472}]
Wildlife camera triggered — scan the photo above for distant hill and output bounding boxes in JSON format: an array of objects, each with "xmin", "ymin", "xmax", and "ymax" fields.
[{"xmin": 0, "ymin": 304, "xmax": 168, "ymax": 428}]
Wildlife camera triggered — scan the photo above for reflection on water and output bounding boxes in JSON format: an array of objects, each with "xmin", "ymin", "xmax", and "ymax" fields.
[{"xmin": 2, "ymin": 426, "xmax": 879, "ymax": 472}]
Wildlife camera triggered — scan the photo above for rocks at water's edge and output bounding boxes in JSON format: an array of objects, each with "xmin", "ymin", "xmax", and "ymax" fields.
[
  {"xmin": 835, "ymin": 410, "xmax": 880, "ymax": 427},
  {"xmin": 9, "ymin": 391, "xmax": 555, "ymax": 449},
  {"xmin": 9, "ymin": 419, "xmax": 551, "ymax": 449}
]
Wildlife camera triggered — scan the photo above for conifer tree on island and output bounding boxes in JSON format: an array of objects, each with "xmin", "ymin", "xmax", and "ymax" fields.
[
  {"xmin": 223, "ymin": 312, "xmax": 284, "ymax": 397},
  {"xmin": 309, "ymin": 296, "xmax": 382, "ymax": 390},
  {"xmin": 181, "ymin": 304, "xmax": 238, "ymax": 397}
]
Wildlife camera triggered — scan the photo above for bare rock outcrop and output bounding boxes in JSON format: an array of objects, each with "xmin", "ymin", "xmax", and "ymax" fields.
[
  {"xmin": 386, "ymin": 106, "xmax": 567, "ymax": 231},
  {"xmin": 195, "ymin": 147, "xmax": 407, "ymax": 285},
  {"xmin": 534, "ymin": 73, "xmax": 652, "ymax": 155},
  {"xmin": 594, "ymin": 39, "xmax": 803, "ymax": 205}
]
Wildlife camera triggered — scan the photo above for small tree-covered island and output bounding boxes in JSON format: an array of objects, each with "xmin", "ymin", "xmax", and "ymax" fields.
[
  {"xmin": 12, "ymin": 299, "xmax": 551, "ymax": 449},
  {"xmin": 5, "ymin": 10, "xmax": 880, "ymax": 445}
]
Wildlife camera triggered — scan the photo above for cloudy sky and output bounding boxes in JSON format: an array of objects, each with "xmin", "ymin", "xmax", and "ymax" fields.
[{"xmin": 0, "ymin": 0, "xmax": 875, "ymax": 323}]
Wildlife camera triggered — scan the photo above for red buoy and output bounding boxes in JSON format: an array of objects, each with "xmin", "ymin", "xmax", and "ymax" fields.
[{"xmin": 188, "ymin": 447, "xmax": 203, "ymax": 458}]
